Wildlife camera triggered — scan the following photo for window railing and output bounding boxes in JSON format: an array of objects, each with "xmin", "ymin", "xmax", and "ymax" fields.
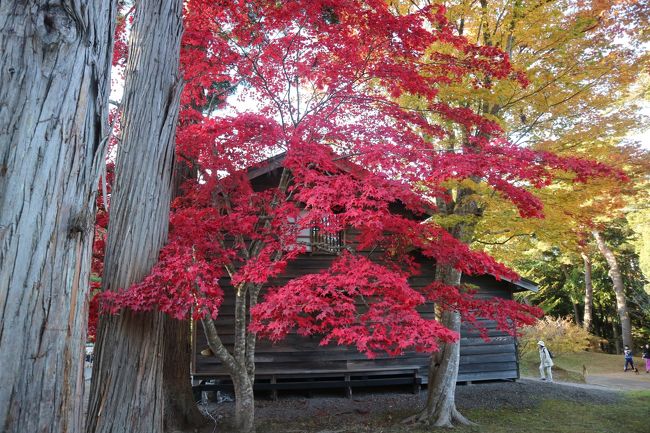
[{"xmin": 310, "ymin": 221, "xmax": 344, "ymax": 254}]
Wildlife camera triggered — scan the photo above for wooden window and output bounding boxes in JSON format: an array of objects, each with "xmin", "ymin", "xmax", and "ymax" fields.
[{"xmin": 310, "ymin": 217, "xmax": 345, "ymax": 254}]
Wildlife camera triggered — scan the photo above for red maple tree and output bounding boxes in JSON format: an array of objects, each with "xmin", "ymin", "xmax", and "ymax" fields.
[{"xmin": 94, "ymin": 1, "xmax": 616, "ymax": 431}]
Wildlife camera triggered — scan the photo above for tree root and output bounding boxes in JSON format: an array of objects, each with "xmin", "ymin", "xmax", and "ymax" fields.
[
  {"xmin": 402, "ymin": 407, "xmax": 477, "ymax": 428},
  {"xmin": 451, "ymin": 407, "xmax": 477, "ymax": 426}
]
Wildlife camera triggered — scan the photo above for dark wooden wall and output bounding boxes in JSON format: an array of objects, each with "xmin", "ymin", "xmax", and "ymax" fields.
[
  {"xmin": 456, "ymin": 275, "xmax": 519, "ymax": 382},
  {"xmin": 192, "ymin": 260, "xmax": 520, "ymax": 385}
]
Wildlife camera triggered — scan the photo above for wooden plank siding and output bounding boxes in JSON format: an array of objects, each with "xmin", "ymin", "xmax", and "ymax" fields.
[
  {"xmin": 191, "ymin": 252, "xmax": 522, "ymax": 386},
  {"xmin": 457, "ymin": 274, "xmax": 520, "ymax": 382}
]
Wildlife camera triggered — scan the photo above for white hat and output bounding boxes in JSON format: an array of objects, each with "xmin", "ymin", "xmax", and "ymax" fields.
[{"xmin": 537, "ymin": 340, "xmax": 545, "ymax": 346}]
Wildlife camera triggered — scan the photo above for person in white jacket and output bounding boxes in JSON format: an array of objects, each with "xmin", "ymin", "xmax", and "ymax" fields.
[{"xmin": 538, "ymin": 340, "xmax": 554, "ymax": 382}]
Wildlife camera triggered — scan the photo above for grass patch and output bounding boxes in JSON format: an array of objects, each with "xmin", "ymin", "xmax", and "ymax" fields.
[
  {"xmin": 256, "ymin": 391, "xmax": 650, "ymax": 433},
  {"xmin": 252, "ymin": 351, "xmax": 648, "ymax": 433},
  {"xmin": 448, "ymin": 391, "xmax": 650, "ymax": 433}
]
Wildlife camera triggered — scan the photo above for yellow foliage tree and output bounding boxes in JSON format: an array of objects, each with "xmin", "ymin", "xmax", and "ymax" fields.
[
  {"xmin": 519, "ymin": 316, "xmax": 592, "ymax": 356},
  {"xmin": 391, "ymin": 0, "xmax": 649, "ymax": 426}
]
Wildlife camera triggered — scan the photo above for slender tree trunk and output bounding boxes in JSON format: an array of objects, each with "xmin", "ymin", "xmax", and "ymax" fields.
[
  {"xmin": 86, "ymin": 1, "xmax": 184, "ymax": 432},
  {"xmin": 592, "ymin": 230, "xmax": 632, "ymax": 349},
  {"xmin": 408, "ymin": 175, "xmax": 478, "ymax": 427},
  {"xmin": 232, "ymin": 372, "xmax": 256, "ymax": 432},
  {"xmin": 582, "ymin": 252, "xmax": 593, "ymax": 332},
  {"xmin": 411, "ymin": 265, "xmax": 474, "ymax": 427},
  {"xmin": 572, "ymin": 302, "xmax": 581, "ymax": 326},
  {"xmin": 561, "ymin": 266, "xmax": 581, "ymax": 326},
  {"xmin": 194, "ymin": 172, "xmax": 291, "ymax": 433},
  {"xmin": 0, "ymin": 3, "xmax": 115, "ymax": 433},
  {"xmin": 202, "ymin": 318, "xmax": 256, "ymax": 433},
  {"xmin": 596, "ymin": 304, "xmax": 605, "ymax": 340}
]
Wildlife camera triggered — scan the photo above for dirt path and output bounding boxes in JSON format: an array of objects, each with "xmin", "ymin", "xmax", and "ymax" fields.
[
  {"xmin": 523, "ymin": 370, "xmax": 650, "ymax": 391},
  {"xmin": 584, "ymin": 371, "xmax": 650, "ymax": 391}
]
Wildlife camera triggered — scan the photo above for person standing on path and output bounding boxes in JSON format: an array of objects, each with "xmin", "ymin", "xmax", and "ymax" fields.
[
  {"xmin": 538, "ymin": 340, "xmax": 554, "ymax": 382},
  {"xmin": 642, "ymin": 344, "xmax": 650, "ymax": 374},
  {"xmin": 623, "ymin": 345, "xmax": 636, "ymax": 371}
]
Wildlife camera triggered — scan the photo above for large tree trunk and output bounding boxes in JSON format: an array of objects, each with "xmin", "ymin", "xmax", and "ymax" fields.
[
  {"xmin": 0, "ymin": 3, "xmax": 115, "ymax": 433},
  {"xmin": 592, "ymin": 230, "xmax": 632, "ymax": 349},
  {"xmin": 408, "ymin": 175, "xmax": 478, "ymax": 427},
  {"xmin": 163, "ymin": 137, "xmax": 205, "ymax": 432},
  {"xmin": 612, "ymin": 318, "xmax": 621, "ymax": 354},
  {"xmin": 411, "ymin": 264, "xmax": 474, "ymax": 428},
  {"xmin": 581, "ymin": 252, "xmax": 594, "ymax": 332},
  {"xmin": 163, "ymin": 318, "xmax": 205, "ymax": 432},
  {"xmin": 86, "ymin": 1, "xmax": 184, "ymax": 432}
]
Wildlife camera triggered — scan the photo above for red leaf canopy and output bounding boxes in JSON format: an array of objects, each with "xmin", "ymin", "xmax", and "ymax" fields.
[{"xmin": 97, "ymin": 1, "xmax": 616, "ymax": 355}]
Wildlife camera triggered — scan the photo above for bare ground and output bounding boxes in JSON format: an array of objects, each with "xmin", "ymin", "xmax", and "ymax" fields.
[{"xmin": 196, "ymin": 378, "xmax": 624, "ymax": 433}]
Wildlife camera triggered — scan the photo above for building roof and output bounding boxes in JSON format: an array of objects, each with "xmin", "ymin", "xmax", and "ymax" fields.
[
  {"xmin": 248, "ymin": 153, "xmax": 539, "ymax": 294},
  {"xmin": 505, "ymin": 276, "xmax": 539, "ymax": 293}
]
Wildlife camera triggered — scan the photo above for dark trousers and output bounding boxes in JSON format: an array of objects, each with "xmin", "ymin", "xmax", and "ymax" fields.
[{"xmin": 624, "ymin": 358, "xmax": 635, "ymax": 370}]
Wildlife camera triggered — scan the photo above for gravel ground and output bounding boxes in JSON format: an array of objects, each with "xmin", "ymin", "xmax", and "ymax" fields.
[{"xmin": 198, "ymin": 378, "xmax": 622, "ymax": 431}]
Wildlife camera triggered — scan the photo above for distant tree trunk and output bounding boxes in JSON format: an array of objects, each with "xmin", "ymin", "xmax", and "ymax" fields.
[
  {"xmin": 411, "ymin": 264, "xmax": 474, "ymax": 428},
  {"xmin": 596, "ymin": 303, "xmax": 606, "ymax": 340},
  {"xmin": 561, "ymin": 266, "xmax": 581, "ymax": 326},
  {"xmin": 581, "ymin": 252, "xmax": 593, "ymax": 332},
  {"xmin": 0, "ymin": 3, "xmax": 115, "ymax": 433},
  {"xmin": 592, "ymin": 230, "xmax": 632, "ymax": 349},
  {"xmin": 572, "ymin": 303, "xmax": 581, "ymax": 326},
  {"xmin": 86, "ymin": 1, "xmax": 184, "ymax": 432}
]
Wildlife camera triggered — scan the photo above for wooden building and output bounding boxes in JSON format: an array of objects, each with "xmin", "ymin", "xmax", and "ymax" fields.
[
  {"xmin": 191, "ymin": 156, "xmax": 538, "ymax": 395},
  {"xmin": 191, "ymin": 274, "xmax": 536, "ymax": 395}
]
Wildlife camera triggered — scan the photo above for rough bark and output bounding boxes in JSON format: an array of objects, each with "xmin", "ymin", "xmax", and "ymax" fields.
[
  {"xmin": 0, "ymin": 3, "xmax": 115, "ymax": 433},
  {"xmin": 411, "ymin": 265, "xmax": 474, "ymax": 428},
  {"xmin": 581, "ymin": 252, "xmax": 593, "ymax": 332},
  {"xmin": 163, "ymin": 317, "xmax": 205, "ymax": 432},
  {"xmin": 592, "ymin": 230, "xmax": 632, "ymax": 349},
  {"xmin": 164, "ymin": 164, "xmax": 205, "ymax": 432},
  {"xmin": 232, "ymin": 370, "xmax": 256, "ymax": 433},
  {"xmin": 86, "ymin": 1, "xmax": 184, "ymax": 432}
]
